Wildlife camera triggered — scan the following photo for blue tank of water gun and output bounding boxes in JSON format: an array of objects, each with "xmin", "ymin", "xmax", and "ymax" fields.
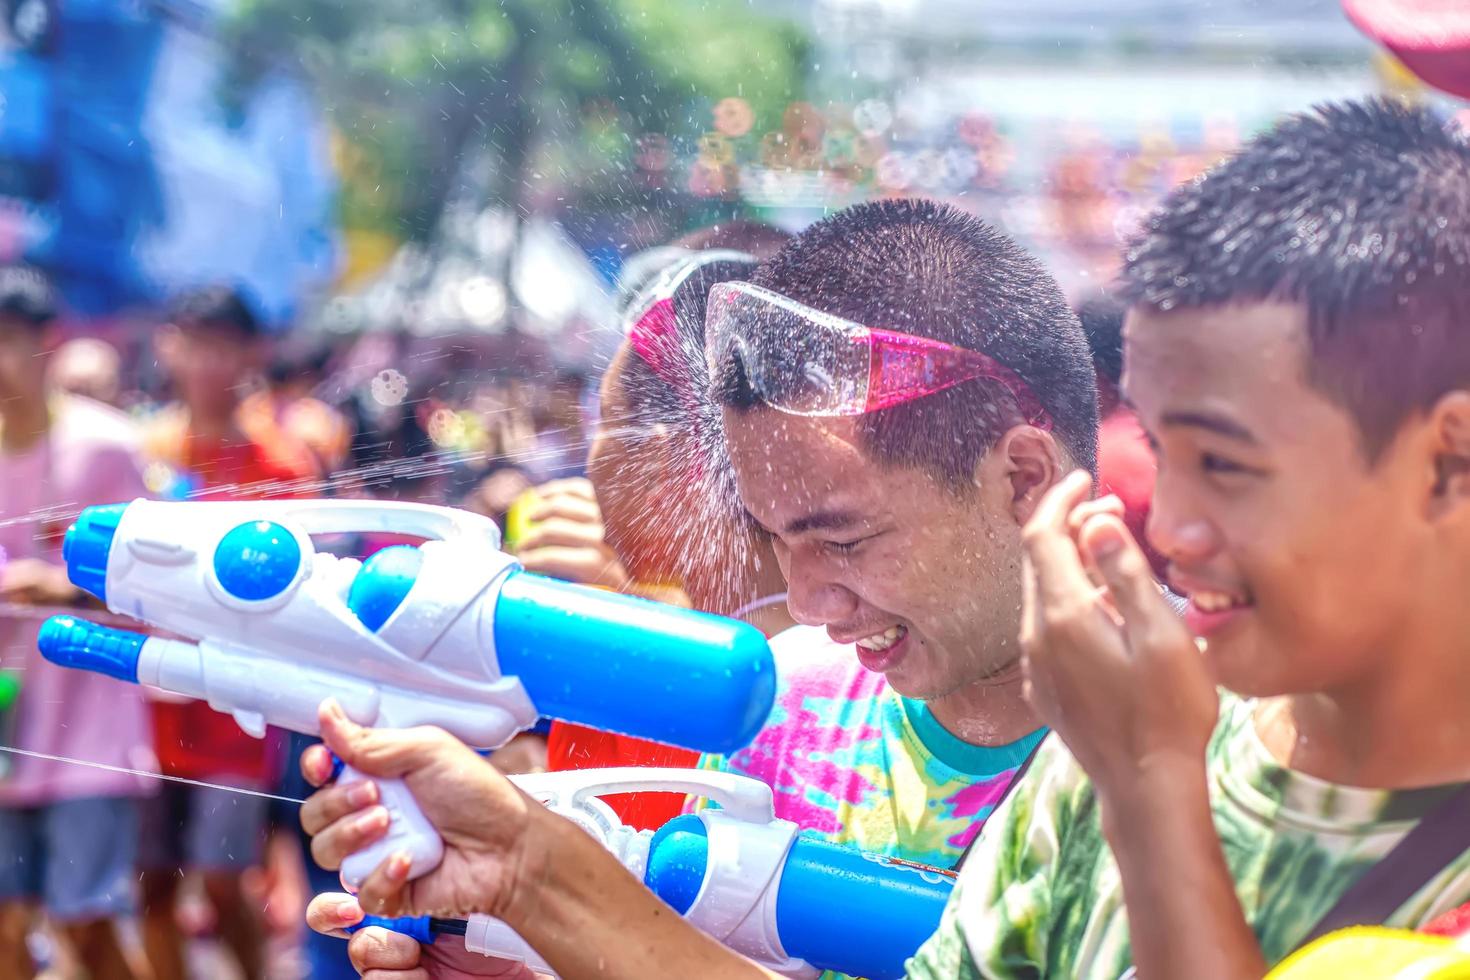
[
  {"xmin": 354, "ymin": 767, "xmax": 954, "ymax": 979},
  {"xmin": 37, "ymin": 499, "xmax": 775, "ymax": 887}
]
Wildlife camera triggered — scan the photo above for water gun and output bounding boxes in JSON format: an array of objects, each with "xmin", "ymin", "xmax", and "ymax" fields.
[
  {"xmin": 36, "ymin": 498, "xmax": 775, "ymax": 888},
  {"xmin": 353, "ymin": 766, "xmax": 954, "ymax": 980}
]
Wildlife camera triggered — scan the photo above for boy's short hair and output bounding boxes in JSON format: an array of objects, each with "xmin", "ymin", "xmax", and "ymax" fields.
[
  {"xmin": 169, "ymin": 285, "xmax": 262, "ymax": 339},
  {"xmin": 1120, "ymin": 98, "xmax": 1470, "ymax": 458},
  {"xmin": 621, "ymin": 252, "xmax": 760, "ymax": 426},
  {"xmin": 0, "ymin": 264, "xmax": 58, "ymax": 328},
  {"xmin": 1075, "ymin": 292, "xmax": 1127, "ymax": 388},
  {"xmin": 715, "ymin": 198, "xmax": 1100, "ymax": 485}
]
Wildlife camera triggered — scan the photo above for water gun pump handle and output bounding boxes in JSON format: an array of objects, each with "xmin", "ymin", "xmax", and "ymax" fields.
[{"xmin": 338, "ymin": 766, "xmax": 444, "ymax": 889}]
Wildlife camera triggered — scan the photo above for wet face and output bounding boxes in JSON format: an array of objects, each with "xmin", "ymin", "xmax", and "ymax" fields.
[
  {"xmin": 723, "ymin": 406, "xmax": 1036, "ymax": 700},
  {"xmin": 157, "ymin": 320, "xmax": 260, "ymax": 416},
  {"xmin": 1126, "ymin": 302, "xmax": 1435, "ymax": 697}
]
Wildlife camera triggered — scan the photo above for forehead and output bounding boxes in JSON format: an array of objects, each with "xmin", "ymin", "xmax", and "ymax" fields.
[
  {"xmin": 721, "ymin": 408, "xmax": 877, "ymax": 522},
  {"xmin": 1124, "ymin": 302, "xmax": 1309, "ymax": 423}
]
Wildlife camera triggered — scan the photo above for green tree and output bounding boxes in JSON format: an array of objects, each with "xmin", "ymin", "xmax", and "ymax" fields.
[{"xmin": 225, "ymin": 0, "xmax": 808, "ymax": 243}]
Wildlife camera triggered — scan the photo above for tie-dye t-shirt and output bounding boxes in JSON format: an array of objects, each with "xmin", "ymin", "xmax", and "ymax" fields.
[
  {"xmin": 697, "ymin": 625, "xmax": 1047, "ymax": 868},
  {"xmin": 906, "ymin": 696, "xmax": 1470, "ymax": 979}
]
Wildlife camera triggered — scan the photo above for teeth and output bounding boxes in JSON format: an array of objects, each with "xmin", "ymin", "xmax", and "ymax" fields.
[
  {"xmin": 856, "ymin": 625, "xmax": 905, "ymax": 651},
  {"xmin": 1193, "ymin": 591, "xmax": 1246, "ymax": 613}
]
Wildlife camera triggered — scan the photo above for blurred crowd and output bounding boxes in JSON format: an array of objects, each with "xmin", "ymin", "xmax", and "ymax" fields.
[{"xmin": 0, "ymin": 272, "xmax": 606, "ymax": 980}]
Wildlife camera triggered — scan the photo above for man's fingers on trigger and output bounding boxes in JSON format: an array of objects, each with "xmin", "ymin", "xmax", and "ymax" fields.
[
  {"xmin": 355, "ymin": 851, "xmax": 414, "ymax": 917},
  {"xmin": 306, "ymin": 893, "xmax": 363, "ymax": 938},
  {"xmin": 347, "ymin": 926, "xmax": 423, "ymax": 972}
]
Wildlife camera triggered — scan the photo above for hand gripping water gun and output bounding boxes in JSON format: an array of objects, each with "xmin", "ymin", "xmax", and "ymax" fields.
[
  {"xmin": 353, "ymin": 766, "xmax": 955, "ymax": 980},
  {"xmin": 34, "ymin": 499, "xmax": 775, "ymax": 888}
]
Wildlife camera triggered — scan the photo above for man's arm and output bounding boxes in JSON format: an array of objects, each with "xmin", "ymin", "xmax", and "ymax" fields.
[
  {"xmin": 1101, "ymin": 764, "xmax": 1265, "ymax": 980},
  {"xmin": 299, "ymin": 701, "xmax": 782, "ymax": 980}
]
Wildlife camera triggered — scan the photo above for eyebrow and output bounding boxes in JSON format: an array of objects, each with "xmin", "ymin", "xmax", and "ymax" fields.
[
  {"xmin": 1160, "ymin": 410, "xmax": 1259, "ymax": 445},
  {"xmin": 783, "ymin": 510, "xmax": 862, "ymax": 536}
]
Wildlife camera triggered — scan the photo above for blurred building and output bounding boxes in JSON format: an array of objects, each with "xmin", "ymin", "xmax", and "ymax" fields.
[{"xmin": 0, "ymin": 0, "xmax": 338, "ymax": 326}]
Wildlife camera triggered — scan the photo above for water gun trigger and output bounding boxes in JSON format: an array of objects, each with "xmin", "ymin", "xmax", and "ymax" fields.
[{"xmin": 517, "ymin": 766, "xmax": 778, "ymax": 828}]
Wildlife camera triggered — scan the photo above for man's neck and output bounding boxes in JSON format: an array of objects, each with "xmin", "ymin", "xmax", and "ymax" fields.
[
  {"xmin": 926, "ymin": 658, "xmax": 1044, "ymax": 748},
  {"xmin": 0, "ymin": 390, "xmax": 53, "ymax": 453},
  {"xmin": 1256, "ymin": 631, "xmax": 1470, "ymax": 789}
]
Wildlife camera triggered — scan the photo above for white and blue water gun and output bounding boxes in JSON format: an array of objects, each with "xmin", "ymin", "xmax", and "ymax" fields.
[
  {"xmin": 37, "ymin": 499, "xmax": 775, "ymax": 888},
  {"xmin": 352, "ymin": 766, "xmax": 955, "ymax": 980}
]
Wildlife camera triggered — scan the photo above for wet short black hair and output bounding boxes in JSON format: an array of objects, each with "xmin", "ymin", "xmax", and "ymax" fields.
[
  {"xmin": 1076, "ymin": 292, "xmax": 1127, "ymax": 387},
  {"xmin": 169, "ymin": 285, "xmax": 262, "ymax": 338},
  {"xmin": 621, "ymin": 251, "xmax": 761, "ymax": 426},
  {"xmin": 1120, "ymin": 98, "xmax": 1470, "ymax": 458},
  {"xmin": 715, "ymin": 198, "xmax": 1099, "ymax": 484},
  {"xmin": 0, "ymin": 264, "xmax": 57, "ymax": 328}
]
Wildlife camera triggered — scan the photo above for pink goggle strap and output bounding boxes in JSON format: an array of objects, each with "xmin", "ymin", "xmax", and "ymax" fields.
[
  {"xmin": 627, "ymin": 297, "xmax": 689, "ymax": 391},
  {"xmin": 862, "ymin": 328, "xmax": 1052, "ymax": 428}
]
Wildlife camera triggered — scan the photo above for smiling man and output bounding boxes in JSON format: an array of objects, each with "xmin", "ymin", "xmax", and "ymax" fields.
[
  {"xmin": 691, "ymin": 199, "xmax": 1100, "ymax": 877},
  {"xmin": 914, "ymin": 97, "xmax": 1470, "ymax": 979}
]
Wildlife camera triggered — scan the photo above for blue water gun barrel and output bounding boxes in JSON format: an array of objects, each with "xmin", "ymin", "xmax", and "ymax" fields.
[
  {"xmin": 347, "ymin": 546, "xmax": 775, "ymax": 755},
  {"xmin": 644, "ymin": 815, "xmax": 954, "ymax": 980}
]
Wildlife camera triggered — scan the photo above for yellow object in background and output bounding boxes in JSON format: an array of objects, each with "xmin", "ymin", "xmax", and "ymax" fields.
[
  {"xmin": 1268, "ymin": 927, "xmax": 1470, "ymax": 979},
  {"xmin": 503, "ymin": 487, "xmax": 542, "ymax": 553}
]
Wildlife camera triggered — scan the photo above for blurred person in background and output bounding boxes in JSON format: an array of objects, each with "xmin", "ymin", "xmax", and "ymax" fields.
[
  {"xmin": 1075, "ymin": 291, "xmax": 1163, "ymax": 575},
  {"xmin": 525, "ymin": 367, "xmax": 592, "ymax": 483},
  {"xmin": 247, "ymin": 340, "xmax": 353, "ymax": 477},
  {"xmin": 140, "ymin": 285, "xmax": 320, "ymax": 980},
  {"xmin": 49, "ymin": 336, "xmax": 123, "ymax": 408},
  {"xmin": 518, "ymin": 220, "xmax": 796, "ymax": 830},
  {"xmin": 0, "ymin": 265, "xmax": 153, "ymax": 980}
]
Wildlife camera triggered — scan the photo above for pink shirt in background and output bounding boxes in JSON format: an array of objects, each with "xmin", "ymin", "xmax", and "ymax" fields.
[{"xmin": 0, "ymin": 395, "xmax": 155, "ymax": 806}]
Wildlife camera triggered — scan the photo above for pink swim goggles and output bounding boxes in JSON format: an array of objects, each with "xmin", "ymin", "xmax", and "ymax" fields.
[{"xmin": 704, "ymin": 280, "xmax": 1052, "ymax": 425}]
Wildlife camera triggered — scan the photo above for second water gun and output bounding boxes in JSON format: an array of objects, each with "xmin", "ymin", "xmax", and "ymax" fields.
[
  {"xmin": 36, "ymin": 498, "xmax": 775, "ymax": 887},
  {"xmin": 354, "ymin": 767, "xmax": 955, "ymax": 980}
]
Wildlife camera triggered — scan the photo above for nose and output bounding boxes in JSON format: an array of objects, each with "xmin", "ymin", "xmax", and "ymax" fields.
[
  {"xmin": 782, "ymin": 548, "xmax": 859, "ymax": 628},
  {"xmin": 1145, "ymin": 474, "xmax": 1220, "ymax": 569}
]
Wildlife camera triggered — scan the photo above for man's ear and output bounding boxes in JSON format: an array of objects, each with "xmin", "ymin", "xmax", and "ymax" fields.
[
  {"xmin": 976, "ymin": 424, "xmax": 1065, "ymax": 527},
  {"xmin": 1428, "ymin": 390, "xmax": 1470, "ymax": 522}
]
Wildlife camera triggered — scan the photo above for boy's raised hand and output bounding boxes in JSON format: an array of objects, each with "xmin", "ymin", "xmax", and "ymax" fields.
[
  {"xmin": 1019, "ymin": 470, "xmax": 1219, "ymax": 809},
  {"xmin": 513, "ymin": 478, "xmax": 633, "ymax": 592},
  {"xmin": 298, "ymin": 700, "xmax": 549, "ymax": 924}
]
